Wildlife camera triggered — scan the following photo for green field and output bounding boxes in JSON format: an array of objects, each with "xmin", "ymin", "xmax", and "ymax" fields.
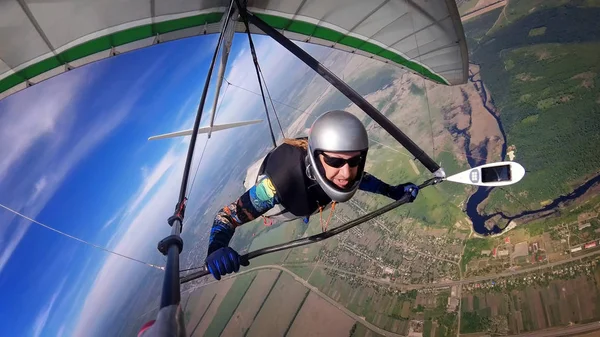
[
  {"xmin": 284, "ymin": 264, "xmax": 314, "ymax": 280},
  {"xmin": 462, "ymin": 7, "xmax": 504, "ymax": 47},
  {"xmin": 465, "ymin": 1, "xmax": 600, "ymax": 214},
  {"xmin": 305, "ymin": 266, "xmax": 425, "ymax": 335},
  {"xmin": 203, "ymin": 272, "xmax": 257, "ymax": 336},
  {"xmin": 351, "ymin": 322, "xmax": 385, "ymax": 337},
  {"xmin": 302, "ymin": 66, "xmax": 400, "ymax": 128},
  {"xmin": 284, "ymin": 241, "xmax": 322, "ymax": 264},
  {"xmin": 460, "ymin": 310, "xmax": 492, "ymax": 333},
  {"xmin": 487, "ymin": 0, "xmax": 596, "ymax": 35},
  {"xmin": 461, "ymin": 238, "xmax": 494, "ymax": 272},
  {"xmin": 245, "ymin": 219, "xmax": 304, "ymax": 266},
  {"xmin": 460, "ymin": 258, "xmax": 600, "ymax": 334},
  {"xmin": 360, "ymin": 143, "xmax": 466, "ymax": 229},
  {"xmin": 422, "ymin": 292, "xmax": 458, "ymax": 337}
]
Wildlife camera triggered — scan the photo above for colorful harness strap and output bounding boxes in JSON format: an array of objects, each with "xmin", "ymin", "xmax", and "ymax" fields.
[{"xmin": 319, "ymin": 202, "xmax": 337, "ymax": 232}]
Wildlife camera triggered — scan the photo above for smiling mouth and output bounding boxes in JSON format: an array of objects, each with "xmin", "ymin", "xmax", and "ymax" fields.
[{"xmin": 334, "ymin": 179, "xmax": 349, "ymax": 188}]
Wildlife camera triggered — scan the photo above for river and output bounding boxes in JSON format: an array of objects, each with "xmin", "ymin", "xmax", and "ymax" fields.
[
  {"xmin": 459, "ymin": 5, "xmax": 600, "ymax": 235},
  {"xmin": 464, "ymin": 66, "xmax": 600, "ymax": 235}
]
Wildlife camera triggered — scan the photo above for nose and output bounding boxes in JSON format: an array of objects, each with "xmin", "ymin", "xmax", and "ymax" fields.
[{"xmin": 338, "ymin": 163, "xmax": 351, "ymax": 178}]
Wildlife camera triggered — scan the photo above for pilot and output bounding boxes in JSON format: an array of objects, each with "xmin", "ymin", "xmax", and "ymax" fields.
[{"xmin": 205, "ymin": 110, "xmax": 420, "ymax": 280}]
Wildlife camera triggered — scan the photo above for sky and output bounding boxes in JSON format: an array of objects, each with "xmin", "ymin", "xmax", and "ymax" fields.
[{"xmin": 0, "ymin": 32, "xmax": 318, "ymax": 337}]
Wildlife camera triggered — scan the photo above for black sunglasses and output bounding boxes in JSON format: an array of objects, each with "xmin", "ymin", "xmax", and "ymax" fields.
[{"xmin": 320, "ymin": 152, "xmax": 363, "ymax": 168}]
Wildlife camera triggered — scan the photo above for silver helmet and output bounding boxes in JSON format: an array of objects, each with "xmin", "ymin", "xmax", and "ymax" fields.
[{"xmin": 306, "ymin": 110, "xmax": 369, "ymax": 202}]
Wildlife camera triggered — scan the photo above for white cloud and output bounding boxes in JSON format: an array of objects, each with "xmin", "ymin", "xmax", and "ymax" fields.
[
  {"xmin": 0, "ymin": 67, "xmax": 91, "ymax": 275},
  {"xmin": 69, "ymin": 93, "xmax": 204, "ymax": 334},
  {"xmin": 0, "ymin": 224, "xmax": 28, "ymax": 279},
  {"xmin": 72, "ymin": 143, "xmax": 187, "ymax": 337},
  {"xmin": 32, "ymin": 277, "xmax": 68, "ymax": 337},
  {"xmin": 0, "ymin": 71, "xmax": 88, "ymax": 181},
  {"xmin": 69, "ymin": 36, "xmax": 313, "ymax": 337},
  {"xmin": 125, "ymin": 143, "xmax": 184, "ymax": 217},
  {"xmin": 101, "ymin": 211, "xmax": 121, "ymax": 231},
  {"xmin": 0, "ymin": 57, "xmax": 165, "ymax": 276},
  {"xmin": 32, "ymin": 176, "xmax": 48, "ymax": 201},
  {"xmin": 56, "ymin": 325, "xmax": 66, "ymax": 337}
]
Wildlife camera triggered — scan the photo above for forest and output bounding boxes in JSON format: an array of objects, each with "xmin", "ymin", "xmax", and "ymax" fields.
[{"xmin": 462, "ymin": 2, "xmax": 600, "ymax": 212}]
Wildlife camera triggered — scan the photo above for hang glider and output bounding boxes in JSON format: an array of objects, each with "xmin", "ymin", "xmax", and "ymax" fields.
[
  {"xmin": 0, "ymin": 1, "xmax": 476, "ymax": 337},
  {"xmin": 147, "ymin": 119, "xmax": 262, "ymax": 141},
  {"xmin": 0, "ymin": 0, "xmax": 468, "ymax": 101}
]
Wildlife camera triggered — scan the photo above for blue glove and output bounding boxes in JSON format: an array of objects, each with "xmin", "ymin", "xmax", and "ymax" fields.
[
  {"xmin": 388, "ymin": 183, "xmax": 419, "ymax": 202},
  {"xmin": 205, "ymin": 247, "xmax": 248, "ymax": 280}
]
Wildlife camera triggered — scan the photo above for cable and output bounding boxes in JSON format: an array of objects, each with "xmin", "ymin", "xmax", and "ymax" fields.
[
  {"xmin": 0, "ymin": 203, "xmax": 164, "ymax": 271},
  {"xmin": 237, "ymin": 3, "xmax": 277, "ymax": 148},
  {"xmin": 224, "ymin": 79, "xmax": 310, "ymax": 116},
  {"xmin": 368, "ymin": 137, "xmax": 412, "ymax": 158},
  {"xmin": 257, "ymin": 65, "xmax": 285, "ymax": 139},
  {"xmin": 221, "ymin": 48, "xmax": 357, "ymax": 123},
  {"xmin": 226, "ymin": 75, "xmax": 489, "ymax": 169},
  {"xmin": 409, "ymin": 10, "xmax": 436, "ymax": 162},
  {"xmin": 187, "ymin": 139, "xmax": 210, "ymax": 199},
  {"xmin": 214, "ymin": 83, "xmax": 230, "ymax": 122},
  {"xmin": 179, "ymin": 266, "xmax": 206, "ymax": 273},
  {"xmin": 186, "ymin": 84, "xmax": 231, "ymax": 198},
  {"xmin": 422, "ymin": 79, "xmax": 436, "ymax": 160}
]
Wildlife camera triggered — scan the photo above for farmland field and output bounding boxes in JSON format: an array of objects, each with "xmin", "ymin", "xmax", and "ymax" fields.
[
  {"xmin": 286, "ymin": 292, "xmax": 355, "ymax": 337},
  {"xmin": 220, "ymin": 270, "xmax": 281, "ymax": 337},
  {"xmin": 460, "ymin": 265, "xmax": 600, "ymax": 335},
  {"xmin": 307, "ymin": 266, "xmax": 419, "ymax": 335},
  {"xmin": 203, "ymin": 272, "xmax": 258, "ymax": 336},
  {"xmin": 183, "ymin": 289, "xmax": 216, "ymax": 335},
  {"xmin": 184, "ymin": 277, "xmax": 235, "ymax": 337},
  {"xmin": 245, "ymin": 272, "xmax": 309, "ymax": 337}
]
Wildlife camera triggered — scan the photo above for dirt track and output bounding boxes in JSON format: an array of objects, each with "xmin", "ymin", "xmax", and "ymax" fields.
[{"xmin": 461, "ymin": 0, "xmax": 507, "ymax": 22}]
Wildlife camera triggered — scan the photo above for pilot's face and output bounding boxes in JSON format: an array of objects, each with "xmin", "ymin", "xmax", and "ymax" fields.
[{"xmin": 319, "ymin": 151, "xmax": 361, "ymax": 189}]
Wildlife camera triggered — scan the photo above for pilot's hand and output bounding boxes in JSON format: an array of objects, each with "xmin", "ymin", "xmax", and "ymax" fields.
[
  {"xmin": 389, "ymin": 183, "xmax": 419, "ymax": 202},
  {"xmin": 205, "ymin": 247, "xmax": 249, "ymax": 280}
]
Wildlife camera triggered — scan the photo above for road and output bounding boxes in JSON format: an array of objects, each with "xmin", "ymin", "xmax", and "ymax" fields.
[
  {"xmin": 182, "ymin": 248, "xmax": 600, "ymax": 336},
  {"xmin": 248, "ymin": 247, "xmax": 600, "ymax": 295},
  {"xmin": 508, "ymin": 321, "xmax": 600, "ymax": 337},
  {"xmin": 461, "ymin": 0, "xmax": 507, "ymax": 22}
]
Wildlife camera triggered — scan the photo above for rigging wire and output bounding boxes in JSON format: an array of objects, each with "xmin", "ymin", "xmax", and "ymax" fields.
[
  {"xmin": 225, "ymin": 77, "xmax": 486, "ymax": 166},
  {"xmin": 187, "ymin": 83, "xmax": 231, "ymax": 198},
  {"xmin": 409, "ymin": 13, "xmax": 437, "ymax": 162},
  {"xmin": 257, "ymin": 64, "xmax": 285, "ymax": 139},
  {"xmin": 0, "ymin": 203, "xmax": 164, "ymax": 271},
  {"xmin": 422, "ymin": 78, "xmax": 436, "ymax": 161},
  {"xmin": 179, "ymin": 266, "xmax": 205, "ymax": 273},
  {"xmin": 238, "ymin": 7, "xmax": 278, "ymax": 148},
  {"xmin": 222, "ymin": 47, "xmax": 359, "ymax": 124},
  {"xmin": 223, "ymin": 79, "xmax": 487, "ymax": 165},
  {"xmin": 224, "ymin": 79, "xmax": 309, "ymax": 115},
  {"xmin": 187, "ymin": 139, "xmax": 210, "ymax": 199}
]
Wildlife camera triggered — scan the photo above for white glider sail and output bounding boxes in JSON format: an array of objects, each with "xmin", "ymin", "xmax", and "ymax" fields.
[
  {"xmin": 0, "ymin": 0, "xmax": 468, "ymax": 101},
  {"xmin": 148, "ymin": 119, "xmax": 263, "ymax": 141},
  {"xmin": 208, "ymin": 8, "xmax": 237, "ymax": 139}
]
